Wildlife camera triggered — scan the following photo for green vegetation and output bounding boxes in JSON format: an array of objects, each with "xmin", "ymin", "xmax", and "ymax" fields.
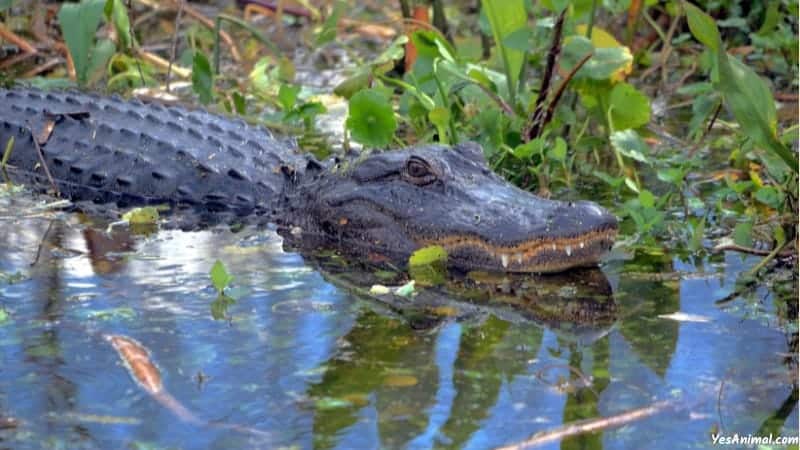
[{"xmin": 1, "ymin": 0, "xmax": 796, "ymax": 281}]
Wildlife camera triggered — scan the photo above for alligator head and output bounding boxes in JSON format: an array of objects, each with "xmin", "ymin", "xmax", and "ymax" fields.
[{"xmin": 281, "ymin": 142, "xmax": 617, "ymax": 273}]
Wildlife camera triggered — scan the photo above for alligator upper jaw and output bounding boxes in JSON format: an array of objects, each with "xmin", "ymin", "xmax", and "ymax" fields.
[{"xmin": 422, "ymin": 225, "xmax": 617, "ymax": 273}]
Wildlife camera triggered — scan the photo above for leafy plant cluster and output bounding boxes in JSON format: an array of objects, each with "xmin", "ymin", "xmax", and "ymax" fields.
[
  {"xmin": 337, "ymin": 0, "xmax": 797, "ymax": 264},
  {"xmin": 2, "ymin": 0, "xmax": 797, "ymax": 270}
]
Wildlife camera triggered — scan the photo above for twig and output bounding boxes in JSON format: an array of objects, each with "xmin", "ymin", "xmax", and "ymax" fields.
[
  {"xmin": 30, "ymin": 220, "xmax": 55, "ymax": 267},
  {"xmin": 214, "ymin": 14, "xmax": 280, "ymax": 74},
  {"xmin": 747, "ymin": 239, "xmax": 790, "ymax": 277},
  {"xmin": 238, "ymin": 0, "xmax": 313, "ymax": 19},
  {"xmin": 135, "ymin": 48, "xmax": 191, "ymax": 78},
  {"xmin": 134, "ymin": 0, "xmax": 241, "ymax": 62},
  {"xmin": 166, "ymin": 0, "xmax": 186, "ymax": 92},
  {"xmin": 21, "ymin": 58, "xmax": 63, "ymax": 78},
  {"xmin": 712, "ymin": 241, "xmax": 795, "ymax": 257},
  {"xmin": 717, "ymin": 376, "xmax": 727, "ymax": 434},
  {"xmin": 24, "ymin": 123, "xmax": 59, "ymax": 197},
  {"xmin": 0, "ymin": 23, "xmax": 38, "ymax": 54},
  {"xmin": 494, "ymin": 399, "xmax": 677, "ymax": 449},
  {"xmin": 540, "ymin": 52, "xmax": 593, "ymax": 130},
  {"xmin": 524, "ymin": 9, "xmax": 567, "ymax": 142},
  {"xmin": 659, "ymin": 12, "xmax": 681, "ymax": 87}
]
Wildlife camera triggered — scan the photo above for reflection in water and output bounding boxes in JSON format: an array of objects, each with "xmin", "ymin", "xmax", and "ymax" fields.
[{"xmin": 0, "ymin": 207, "xmax": 796, "ymax": 449}]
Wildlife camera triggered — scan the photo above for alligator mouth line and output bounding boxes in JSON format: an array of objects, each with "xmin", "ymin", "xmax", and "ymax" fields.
[{"xmin": 421, "ymin": 227, "xmax": 617, "ymax": 273}]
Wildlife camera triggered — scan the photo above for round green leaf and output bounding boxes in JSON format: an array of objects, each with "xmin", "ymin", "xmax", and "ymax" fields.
[
  {"xmin": 608, "ymin": 82, "xmax": 651, "ymax": 130},
  {"xmin": 346, "ymin": 89, "xmax": 397, "ymax": 147}
]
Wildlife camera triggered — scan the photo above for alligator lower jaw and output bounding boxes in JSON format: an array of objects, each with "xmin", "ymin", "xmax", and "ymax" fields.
[{"xmin": 420, "ymin": 227, "xmax": 618, "ymax": 273}]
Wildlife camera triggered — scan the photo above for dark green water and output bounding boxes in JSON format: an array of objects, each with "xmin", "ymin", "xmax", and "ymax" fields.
[{"xmin": 0, "ymin": 194, "xmax": 796, "ymax": 450}]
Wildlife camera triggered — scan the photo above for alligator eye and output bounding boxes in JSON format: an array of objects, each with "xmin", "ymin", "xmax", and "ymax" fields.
[{"xmin": 405, "ymin": 157, "xmax": 437, "ymax": 185}]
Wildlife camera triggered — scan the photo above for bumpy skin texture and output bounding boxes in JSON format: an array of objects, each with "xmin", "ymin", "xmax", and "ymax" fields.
[
  {"xmin": 0, "ymin": 88, "xmax": 617, "ymax": 273},
  {"xmin": 0, "ymin": 88, "xmax": 304, "ymax": 222},
  {"xmin": 283, "ymin": 143, "xmax": 617, "ymax": 272}
]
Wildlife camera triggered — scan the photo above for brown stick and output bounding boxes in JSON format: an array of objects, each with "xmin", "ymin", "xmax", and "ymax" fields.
[
  {"xmin": 166, "ymin": 0, "xmax": 186, "ymax": 92},
  {"xmin": 134, "ymin": 0, "xmax": 241, "ymax": 62},
  {"xmin": 0, "ymin": 23, "xmax": 38, "ymax": 54},
  {"xmin": 22, "ymin": 58, "xmax": 63, "ymax": 78},
  {"xmin": 136, "ymin": 48, "xmax": 191, "ymax": 78},
  {"xmin": 24, "ymin": 124, "xmax": 60, "ymax": 197},
  {"xmin": 540, "ymin": 52, "xmax": 592, "ymax": 131},
  {"xmin": 524, "ymin": 8, "xmax": 567, "ymax": 142},
  {"xmin": 494, "ymin": 399, "xmax": 677, "ymax": 449},
  {"xmin": 238, "ymin": 0, "xmax": 312, "ymax": 19},
  {"xmin": 712, "ymin": 242, "xmax": 795, "ymax": 257}
]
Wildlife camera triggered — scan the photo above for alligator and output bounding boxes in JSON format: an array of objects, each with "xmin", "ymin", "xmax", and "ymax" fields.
[{"xmin": 0, "ymin": 88, "xmax": 617, "ymax": 273}]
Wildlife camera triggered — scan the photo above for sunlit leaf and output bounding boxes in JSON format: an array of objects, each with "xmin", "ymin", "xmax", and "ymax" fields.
[
  {"xmin": 346, "ymin": 89, "xmax": 396, "ymax": 147},
  {"xmin": 575, "ymin": 25, "xmax": 622, "ymax": 48},
  {"xmin": 210, "ymin": 260, "xmax": 234, "ymax": 292},
  {"xmin": 409, "ymin": 245, "xmax": 448, "ymax": 287},
  {"xmin": 562, "ymin": 36, "xmax": 632, "ymax": 81},
  {"xmin": 121, "ymin": 206, "xmax": 159, "ymax": 225},
  {"xmin": 409, "ymin": 245, "xmax": 448, "ymax": 266},
  {"xmin": 610, "ymin": 129, "xmax": 650, "ymax": 163}
]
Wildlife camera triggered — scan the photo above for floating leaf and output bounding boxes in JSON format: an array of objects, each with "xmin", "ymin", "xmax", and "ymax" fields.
[
  {"xmin": 409, "ymin": 245, "xmax": 448, "ymax": 266},
  {"xmin": 383, "ymin": 374, "xmax": 419, "ymax": 387},
  {"xmin": 0, "ymin": 308, "xmax": 8, "ymax": 324},
  {"xmin": 211, "ymin": 294, "xmax": 236, "ymax": 320},
  {"xmin": 210, "ymin": 260, "xmax": 234, "ymax": 292},
  {"xmin": 121, "ymin": 206, "xmax": 159, "ymax": 225},
  {"xmin": 369, "ymin": 284, "xmax": 391, "ymax": 295},
  {"xmin": 86, "ymin": 307, "xmax": 136, "ymax": 321},
  {"xmin": 394, "ymin": 280, "xmax": 416, "ymax": 297},
  {"xmin": 346, "ymin": 89, "xmax": 396, "ymax": 147},
  {"xmin": 409, "ymin": 246, "xmax": 448, "ymax": 287}
]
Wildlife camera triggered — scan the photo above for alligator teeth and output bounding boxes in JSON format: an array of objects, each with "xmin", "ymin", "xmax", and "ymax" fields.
[
  {"xmin": 514, "ymin": 253, "xmax": 523, "ymax": 264},
  {"xmin": 501, "ymin": 254, "xmax": 509, "ymax": 268},
  {"xmin": 565, "ymin": 245, "xmax": 572, "ymax": 256},
  {"xmin": 579, "ymin": 242, "xmax": 585, "ymax": 249}
]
